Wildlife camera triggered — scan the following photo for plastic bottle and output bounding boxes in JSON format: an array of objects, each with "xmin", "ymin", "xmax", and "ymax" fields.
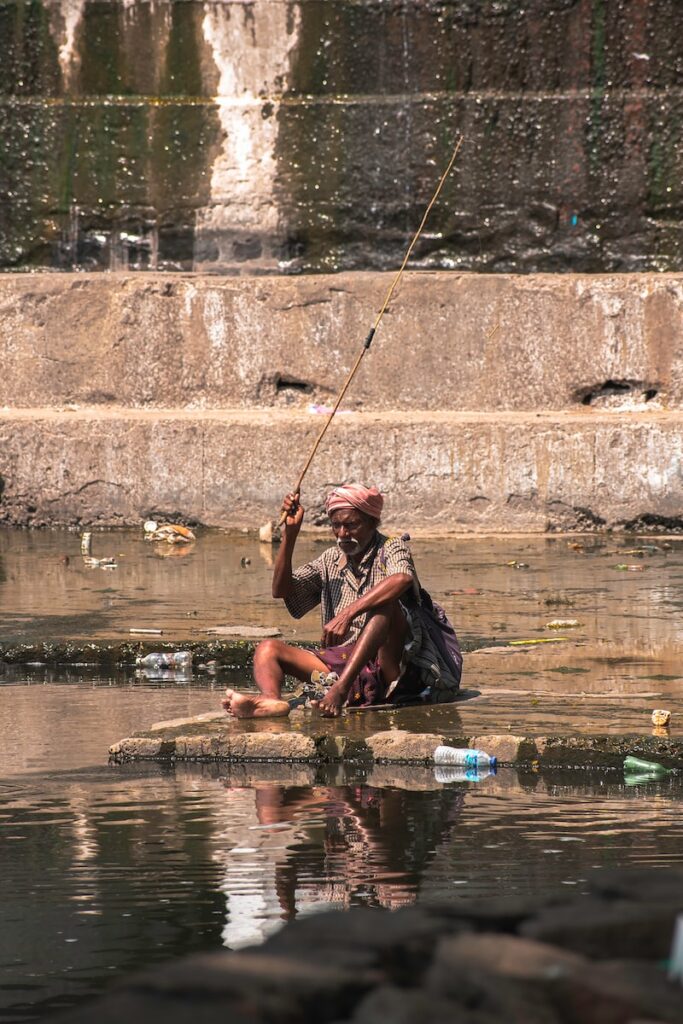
[
  {"xmin": 433, "ymin": 745, "xmax": 498, "ymax": 770},
  {"xmin": 135, "ymin": 668, "xmax": 191, "ymax": 683},
  {"xmin": 434, "ymin": 765, "xmax": 497, "ymax": 784},
  {"xmin": 136, "ymin": 651, "xmax": 192, "ymax": 670},
  {"xmin": 623, "ymin": 755, "xmax": 670, "ymax": 776}
]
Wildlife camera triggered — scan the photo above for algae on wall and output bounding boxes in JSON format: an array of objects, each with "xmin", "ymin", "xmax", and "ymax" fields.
[
  {"xmin": 0, "ymin": 0, "xmax": 222, "ymax": 270},
  {"xmin": 0, "ymin": 0, "xmax": 682, "ymax": 273}
]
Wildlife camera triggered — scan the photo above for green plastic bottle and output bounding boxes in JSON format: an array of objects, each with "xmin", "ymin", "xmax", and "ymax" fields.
[{"xmin": 623, "ymin": 755, "xmax": 670, "ymax": 775}]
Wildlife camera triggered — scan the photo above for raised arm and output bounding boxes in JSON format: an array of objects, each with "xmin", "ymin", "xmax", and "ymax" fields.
[{"xmin": 272, "ymin": 492, "xmax": 304, "ymax": 599}]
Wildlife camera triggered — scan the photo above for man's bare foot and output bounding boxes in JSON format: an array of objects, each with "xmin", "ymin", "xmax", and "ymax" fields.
[
  {"xmin": 222, "ymin": 689, "xmax": 290, "ymax": 719},
  {"xmin": 311, "ymin": 680, "xmax": 350, "ymax": 718}
]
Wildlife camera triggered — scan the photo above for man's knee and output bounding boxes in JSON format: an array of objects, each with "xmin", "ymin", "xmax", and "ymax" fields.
[
  {"xmin": 360, "ymin": 602, "xmax": 399, "ymax": 640},
  {"xmin": 254, "ymin": 638, "xmax": 288, "ymax": 663}
]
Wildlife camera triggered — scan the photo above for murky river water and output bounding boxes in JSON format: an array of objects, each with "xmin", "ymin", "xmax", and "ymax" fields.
[{"xmin": 1, "ymin": 530, "xmax": 682, "ymax": 1020}]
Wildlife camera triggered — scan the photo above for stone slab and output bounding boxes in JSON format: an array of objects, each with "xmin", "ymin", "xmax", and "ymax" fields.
[
  {"xmin": 2, "ymin": 406, "xmax": 682, "ymax": 531},
  {"xmin": 108, "ymin": 728, "xmax": 683, "ymax": 769}
]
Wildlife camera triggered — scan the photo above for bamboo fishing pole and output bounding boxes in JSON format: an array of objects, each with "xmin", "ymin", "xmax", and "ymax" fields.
[{"xmin": 278, "ymin": 134, "xmax": 464, "ymax": 526}]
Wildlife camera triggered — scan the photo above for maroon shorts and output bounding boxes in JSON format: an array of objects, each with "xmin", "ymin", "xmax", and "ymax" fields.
[{"xmin": 317, "ymin": 643, "xmax": 386, "ymax": 707}]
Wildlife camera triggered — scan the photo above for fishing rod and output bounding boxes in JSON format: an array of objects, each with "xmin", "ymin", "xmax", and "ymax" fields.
[{"xmin": 277, "ymin": 134, "xmax": 464, "ymax": 526}]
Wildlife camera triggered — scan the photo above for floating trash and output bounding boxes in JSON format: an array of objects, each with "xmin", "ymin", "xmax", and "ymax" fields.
[
  {"xmin": 623, "ymin": 755, "xmax": 670, "ymax": 776},
  {"xmin": 545, "ymin": 619, "xmax": 582, "ymax": 629},
  {"xmin": 144, "ymin": 521, "xmax": 196, "ymax": 544},
  {"xmin": 509, "ymin": 637, "xmax": 569, "ymax": 646},
  {"xmin": 651, "ymin": 709, "xmax": 671, "ymax": 728},
  {"xmin": 434, "ymin": 765, "xmax": 496, "ymax": 784},
  {"xmin": 614, "ymin": 563, "xmax": 646, "ymax": 572},
  {"xmin": 82, "ymin": 556, "xmax": 117, "ymax": 570}
]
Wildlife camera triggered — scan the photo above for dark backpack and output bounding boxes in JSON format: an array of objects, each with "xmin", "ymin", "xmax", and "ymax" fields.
[{"xmin": 378, "ymin": 539, "xmax": 462, "ymax": 690}]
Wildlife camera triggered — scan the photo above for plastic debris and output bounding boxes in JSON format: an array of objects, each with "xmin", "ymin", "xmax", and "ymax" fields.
[
  {"xmin": 129, "ymin": 628, "xmax": 163, "ymax": 635},
  {"xmin": 623, "ymin": 755, "xmax": 671, "ymax": 776},
  {"xmin": 651, "ymin": 709, "xmax": 671, "ymax": 728},
  {"xmin": 80, "ymin": 530, "xmax": 117, "ymax": 569},
  {"xmin": 509, "ymin": 637, "xmax": 569, "ymax": 646},
  {"xmin": 434, "ymin": 765, "xmax": 496, "ymax": 784},
  {"xmin": 136, "ymin": 651, "xmax": 192, "ymax": 670},
  {"xmin": 545, "ymin": 619, "xmax": 582, "ymax": 629},
  {"xmin": 433, "ymin": 745, "xmax": 497, "ymax": 770},
  {"xmin": 240, "ymin": 557, "xmax": 251, "ymax": 567},
  {"xmin": 134, "ymin": 668, "xmax": 191, "ymax": 683},
  {"xmin": 202, "ymin": 625, "xmax": 282, "ymax": 638},
  {"xmin": 82, "ymin": 556, "xmax": 117, "ymax": 570},
  {"xmin": 505, "ymin": 560, "xmax": 529, "ymax": 569},
  {"xmin": 144, "ymin": 522, "xmax": 196, "ymax": 544},
  {"xmin": 614, "ymin": 563, "xmax": 646, "ymax": 572}
]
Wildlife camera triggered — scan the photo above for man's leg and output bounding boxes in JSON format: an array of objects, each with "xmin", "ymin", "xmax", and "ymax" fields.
[
  {"xmin": 315, "ymin": 602, "xmax": 407, "ymax": 717},
  {"xmin": 223, "ymin": 639, "xmax": 329, "ymax": 719}
]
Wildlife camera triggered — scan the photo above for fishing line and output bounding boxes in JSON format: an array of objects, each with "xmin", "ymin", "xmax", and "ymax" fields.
[{"xmin": 279, "ymin": 134, "xmax": 464, "ymax": 524}]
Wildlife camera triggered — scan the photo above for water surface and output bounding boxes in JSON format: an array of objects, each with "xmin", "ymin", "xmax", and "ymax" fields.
[{"xmin": 1, "ymin": 530, "xmax": 682, "ymax": 1020}]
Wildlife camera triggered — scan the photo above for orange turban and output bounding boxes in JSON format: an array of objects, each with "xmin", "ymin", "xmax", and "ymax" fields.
[{"xmin": 325, "ymin": 483, "xmax": 384, "ymax": 520}]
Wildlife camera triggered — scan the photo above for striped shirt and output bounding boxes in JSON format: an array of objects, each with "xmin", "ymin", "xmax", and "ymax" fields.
[{"xmin": 284, "ymin": 533, "xmax": 417, "ymax": 640}]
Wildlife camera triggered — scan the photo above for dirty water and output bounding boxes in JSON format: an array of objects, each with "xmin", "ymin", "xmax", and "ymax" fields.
[
  {"xmin": 1, "ymin": 678, "xmax": 683, "ymax": 1022},
  {"xmin": 2, "ymin": 527, "xmax": 683, "ymax": 657},
  {"xmin": 2, "ymin": 529, "xmax": 683, "ymax": 1019}
]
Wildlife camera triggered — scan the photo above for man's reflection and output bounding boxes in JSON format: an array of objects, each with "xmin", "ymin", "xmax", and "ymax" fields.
[{"xmin": 215, "ymin": 782, "xmax": 465, "ymax": 947}]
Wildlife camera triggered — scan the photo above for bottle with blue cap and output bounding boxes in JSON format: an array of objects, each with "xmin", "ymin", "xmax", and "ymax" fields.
[{"xmin": 433, "ymin": 745, "xmax": 498, "ymax": 770}]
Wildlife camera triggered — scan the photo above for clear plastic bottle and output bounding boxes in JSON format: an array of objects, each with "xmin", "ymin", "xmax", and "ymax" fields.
[
  {"xmin": 136, "ymin": 651, "xmax": 193, "ymax": 670},
  {"xmin": 433, "ymin": 745, "xmax": 498, "ymax": 770},
  {"xmin": 434, "ymin": 765, "xmax": 497, "ymax": 784}
]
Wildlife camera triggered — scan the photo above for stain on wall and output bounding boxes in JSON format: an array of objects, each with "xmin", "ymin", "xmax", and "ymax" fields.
[{"xmin": 0, "ymin": 0, "xmax": 681, "ymax": 273}]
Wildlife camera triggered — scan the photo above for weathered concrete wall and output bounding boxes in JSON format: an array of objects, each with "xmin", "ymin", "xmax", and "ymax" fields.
[
  {"xmin": 1, "ymin": 271, "xmax": 681, "ymax": 531},
  {"xmin": 1, "ymin": 0, "xmax": 682, "ymax": 274},
  {"xmin": 2, "ymin": 407, "xmax": 682, "ymax": 531},
  {"xmin": 1, "ymin": 272, "xmax": 682, "ymax": 412}
]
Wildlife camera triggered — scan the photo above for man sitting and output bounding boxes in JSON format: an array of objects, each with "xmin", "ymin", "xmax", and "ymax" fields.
[{"xmin": 222, "ymin": 483, "xmax": 462, "ymax": 719}]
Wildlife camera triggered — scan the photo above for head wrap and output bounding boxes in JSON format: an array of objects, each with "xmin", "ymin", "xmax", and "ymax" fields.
[{"xmin": 325, "ymin": 483, "xmax": 384, "ymax": 521}]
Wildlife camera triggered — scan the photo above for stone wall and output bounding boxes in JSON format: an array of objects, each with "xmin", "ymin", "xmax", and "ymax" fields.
[
  {"xmin": 0, "ymin": 271, "xmax": 681, "ymax": 532},
  {"xmin": 1, "ymin": 0, "xmax": 682, "ymax": 274}
]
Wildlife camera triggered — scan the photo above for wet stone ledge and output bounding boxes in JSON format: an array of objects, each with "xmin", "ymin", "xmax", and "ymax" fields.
[
  {"xmin": 108, "ymin": 727, "xmax": 683, "ymax": 770},
  {"xmin": 53, "ymin": 867, "xmax": 683, "ymax": 1024},
  {"xmin": 0, "ymin": 638, "xmax": 259, "ymax": 669}
]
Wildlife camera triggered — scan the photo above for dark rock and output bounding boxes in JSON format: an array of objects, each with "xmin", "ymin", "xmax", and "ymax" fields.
[
  {"xmin": 56, "ymin": 951, "xmax": 374, "ymax": 1024},
  {"xmin": 346, "ymin": 984, "xmax": 498, "ymax": 1024},
  {"xmin": 423, "ymin": 894, "xmax": 570, "ymax": 934},
  {"xmin": 263, "ymin": 906, "xmax": 468, "ymax": 981},
  {"xmin": 427, "ymin": 932, "xmax": 584, "ymax": 1023},
  {"xmin": 519, "ymin": 899, "xmax": 681, "ymax": 960},
  {"xmin": 551, "ymin": 959, "xmax": 683, "ymax": 1024}
]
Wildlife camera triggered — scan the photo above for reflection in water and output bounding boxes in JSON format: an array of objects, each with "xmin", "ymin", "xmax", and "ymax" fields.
[
  {"xmin": 0, "ymin": 763, "xmax": 682, "ymax": 1019},
  {"xmin": 213, "ymin": 783, "xmax": 465, "ymax": 948}
]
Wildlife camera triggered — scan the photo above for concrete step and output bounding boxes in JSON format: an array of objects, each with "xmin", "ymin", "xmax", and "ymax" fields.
[
  {"xmin": 1, "ymin": 272, "xmax": 681, "ymax": 412},
  {"xmin": 1, "ymin": 406, "xmax": 681, "ymax": 530}
]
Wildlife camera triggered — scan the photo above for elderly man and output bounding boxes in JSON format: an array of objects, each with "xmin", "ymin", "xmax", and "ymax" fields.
[{"xmin": 222, "ymin": 484, "xmax": 462, "ymax": 719}]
